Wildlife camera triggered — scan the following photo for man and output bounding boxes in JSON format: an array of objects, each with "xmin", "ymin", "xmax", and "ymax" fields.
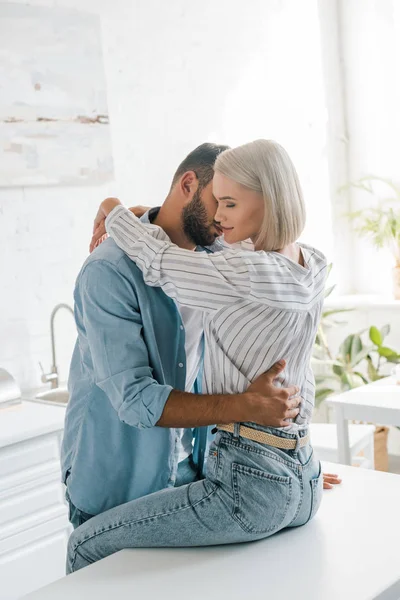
[{"xmin": 61, "ymin": 143, "xmax": 337, "ymax": 529}]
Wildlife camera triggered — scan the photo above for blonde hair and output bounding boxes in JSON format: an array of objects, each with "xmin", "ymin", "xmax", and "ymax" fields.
[{"xmin": 214, "ymin": 139, "xmax": 306, "ymax": 251}]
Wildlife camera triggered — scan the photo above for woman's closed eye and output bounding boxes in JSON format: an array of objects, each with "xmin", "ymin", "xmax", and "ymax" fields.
[{"xmin": 217, "ymin": 199, "xmax": 236, "ymax": 208}]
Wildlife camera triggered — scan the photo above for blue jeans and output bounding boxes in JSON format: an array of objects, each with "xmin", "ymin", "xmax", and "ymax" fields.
[
  {"xmin": 66, "ymin": 456, "xmax": 199, "ymax": 530},
  {"xmin": 67, "ymin": 427, "xmax": 322, "ymax": 573}
]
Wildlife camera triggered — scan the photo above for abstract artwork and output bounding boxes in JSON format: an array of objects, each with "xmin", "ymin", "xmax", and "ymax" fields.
[{"xmin": 0, "ymin": 3, "xmax": 114, "ymax": 186}]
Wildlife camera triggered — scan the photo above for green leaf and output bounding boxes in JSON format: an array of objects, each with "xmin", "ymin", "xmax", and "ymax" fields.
[
  {"xmin": 333, "ymin": 364, "xmax": 344, "ymax": 377},
  {"xmin": 321, "ymin": 308, "xmax": 353, "ymax": 319},
  {"xmin": 377, "ymin": 346, "xmax": 398, "ymax": 358},
  {"xmin": 339, "ymin": 335, "xmax": 355, "ymax": 363},
  {"xmin": 340, "ymin": 372, "xmax": 353, "ymax": 390},
  {"xmin": 350, "ymin": 347, "xmax": 374, "ymax": 367},
  {"xmin": 367, "ymin": 358, "xmax": 380, "ymax": 382},
  {"xmin": 353, "ymin": 371, "xmax": 369, "ymax": 385},
  {"xmin": 324, "ymin": 284, "xmax": 336, "ymax": 299},
  {"xmin": 385, "ymin": 355, "xmax": 400, "ymax": 364},
  {"xmin": 381, "ymin": 324, "xmax": 390, "ymax": 340},
  {"xmin": 369, "ymin": 326, "xmax": 383, "ymax": 347},
  {"xmin": 350, "ymin": 335, "xmax": 363, "ymax": 364}
]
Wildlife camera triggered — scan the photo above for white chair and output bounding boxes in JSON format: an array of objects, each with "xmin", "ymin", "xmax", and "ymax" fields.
[{"xmin": 310, "ymin": 423, "xmax": 375, "ymax": 469}]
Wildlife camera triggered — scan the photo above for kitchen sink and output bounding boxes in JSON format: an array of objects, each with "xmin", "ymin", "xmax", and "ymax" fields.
[{"xmin": 35, "ymin": 388, "xmax": 69, "ymax": 404}]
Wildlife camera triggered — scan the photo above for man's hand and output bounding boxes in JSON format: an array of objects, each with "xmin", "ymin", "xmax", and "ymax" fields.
[{"xmin": 245, "ymin": 360, "xmax": 301, "ymax": 428}]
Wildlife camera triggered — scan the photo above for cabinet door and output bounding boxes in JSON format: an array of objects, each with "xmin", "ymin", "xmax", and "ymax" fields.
[{"xmin": 0, "ymin": 519, "xmax": 69, "ymax": 600}]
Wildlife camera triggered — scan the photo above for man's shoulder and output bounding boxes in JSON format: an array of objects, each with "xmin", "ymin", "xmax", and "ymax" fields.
[{"xmin": 78, "ymin": 238, "xmax": 143, "ymax": 283}]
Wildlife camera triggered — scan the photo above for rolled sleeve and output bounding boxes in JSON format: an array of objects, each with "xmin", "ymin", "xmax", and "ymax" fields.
[
  {"xmin": 78, "ymin": 259, "xmax": 172, "ymax": 429},
  {"xmin": 98, "ymin": 367, "xmax": 172, "ymax": 429}
]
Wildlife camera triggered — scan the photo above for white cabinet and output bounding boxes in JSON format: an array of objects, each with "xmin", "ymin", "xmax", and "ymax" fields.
[{"xmin": 0, "ymin": 402, "xmax": 70, "ymax": 600}]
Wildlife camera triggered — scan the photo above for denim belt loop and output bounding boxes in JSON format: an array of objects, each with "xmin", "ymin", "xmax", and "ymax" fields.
[
  {"xmin": 294, "ymin": 433, "xmax": 301, "ymax": 453},
  {"xmin": 233, "ymin": 423, "xmax": 241, "ymax": 439}
]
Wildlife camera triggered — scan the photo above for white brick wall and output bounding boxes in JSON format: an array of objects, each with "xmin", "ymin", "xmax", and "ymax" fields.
[{"xmin": 1, "ymin": 0, "xmax": 335, "ymax": 391}]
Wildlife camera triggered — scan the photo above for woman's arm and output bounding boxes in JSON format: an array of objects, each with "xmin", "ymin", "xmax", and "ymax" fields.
[
  {"xmin": 103, "ymin": 204, "xmax": 251, "ymax": 312},
  {"xmin": 91, "ymin": 199, "xmax": 327, "ymax": 312}
]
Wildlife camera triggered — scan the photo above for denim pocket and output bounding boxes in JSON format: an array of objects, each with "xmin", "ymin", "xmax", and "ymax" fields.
[
  {"xmin": 232, "ymin": 463, "xmax": 292, "ymax": 535},
  {"xmin": 308, "ymin": 461, "xmax": 323, "ymax": 523}
]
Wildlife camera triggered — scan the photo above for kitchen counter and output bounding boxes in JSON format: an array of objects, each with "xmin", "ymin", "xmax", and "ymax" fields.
[
  {"xmin": 0, "ymin": 400, "xmax": 66, "ymax": 449},
  {"xmin": 24, "ymin": 462, "xmax": 400, "ymax": 600},
  {"xmin": 0, "ymin": 400, "xmax": 69, "ymax": 599}
]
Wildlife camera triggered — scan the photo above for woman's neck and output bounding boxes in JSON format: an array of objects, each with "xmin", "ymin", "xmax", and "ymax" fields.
[{"xmin": 272, "ymin": 243, "xmax": 304, "ymax": 266}]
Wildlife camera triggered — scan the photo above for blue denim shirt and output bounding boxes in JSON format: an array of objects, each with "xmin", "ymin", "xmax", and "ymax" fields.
[{"xmin": 61, "ymin": 211, "xmax": 218, "ymax": 516}]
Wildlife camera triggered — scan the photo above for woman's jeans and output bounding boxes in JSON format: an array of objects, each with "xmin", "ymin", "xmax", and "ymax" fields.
[
  {"xmin": 65, "ymin": 455, "xmax": 199, "ymax": 530},
  {"xmin": 67, "ymin": 428, "xmax": 323, "ymax": 573}
]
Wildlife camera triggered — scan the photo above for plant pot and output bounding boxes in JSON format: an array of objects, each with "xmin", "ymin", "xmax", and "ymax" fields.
[
  {"xmin": 393, "ymin": 266, "xmax": 400, "ymax": 300},
  {"xmin": 374, "ymin": 425, "xmax": 389, "ymax": 471}
]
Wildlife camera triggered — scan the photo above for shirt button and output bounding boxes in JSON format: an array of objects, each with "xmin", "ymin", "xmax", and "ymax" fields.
[
  {"xmin": 178, "ymin": 363, "xmax": 184, "ymax": 368},
  {"xmin": 180, "ymin": 325, "xmax": 184, "ymax": 330}
]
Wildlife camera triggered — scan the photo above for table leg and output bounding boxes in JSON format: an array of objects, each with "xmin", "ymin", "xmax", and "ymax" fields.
[
  {"xmin": 364, "ymin": 432, "xmax": 375, "ymax": 470},
  {"xmin": 335, "ymin": 405, "xmax": 351, "ymax": 465}
]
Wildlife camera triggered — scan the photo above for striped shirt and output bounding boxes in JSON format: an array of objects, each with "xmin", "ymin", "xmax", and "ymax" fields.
[{"xmin": 106, "ymin": 205, "xmax": 327, "ymax": 430}]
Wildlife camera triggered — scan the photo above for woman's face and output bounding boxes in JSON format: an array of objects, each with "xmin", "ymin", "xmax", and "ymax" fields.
[{"xmin": 212, "ymin": 171, "xmax": 265, "ymax": 246}]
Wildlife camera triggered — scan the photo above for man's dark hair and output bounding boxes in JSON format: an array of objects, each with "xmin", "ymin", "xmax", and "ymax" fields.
[{"xmin": 170, "ymin": 143, "xmax": 230, "ymax": 192}]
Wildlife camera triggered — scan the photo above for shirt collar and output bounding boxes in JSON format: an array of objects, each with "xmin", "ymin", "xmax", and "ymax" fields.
[{"xmin": 141, "ymin": 206, "xmax": 160, "ymax": 224}]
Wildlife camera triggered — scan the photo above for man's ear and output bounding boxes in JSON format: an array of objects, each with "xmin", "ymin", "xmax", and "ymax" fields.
[{"xmin": 179, "ymin": 171, "xmax": 199, "ymax": 202}]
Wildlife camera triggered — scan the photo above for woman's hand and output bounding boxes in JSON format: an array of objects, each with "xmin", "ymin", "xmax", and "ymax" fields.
[
  {"xmin": 323, "ymin": 472, "xmax": 342, "ymax": 489},
  {"xmin": 128, "ymin": 205, "xmax": 151, "ymax": 219},
  {"xmin": 90, "ymin": 201, "xmax": 151, "ymax": 253},
  {"xmin": 90, "ymin": 198, "xmax": 122, "ymax": 253},
  {"xmin": 92, "ymin": 197, "xmax": 122, "ymax": 234}
]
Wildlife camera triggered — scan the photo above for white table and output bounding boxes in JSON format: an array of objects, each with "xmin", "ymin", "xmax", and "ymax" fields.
[
  {"xmin": 24, "ymin": 463, "xmax": 400, "ymax": 600},
  {"xmin": 327, "ymin": 376, "xmax": 400, "ymax": 465},
  {"xmin": 310, "ymin": 423, "xmax": 375, "ymax": 467}
]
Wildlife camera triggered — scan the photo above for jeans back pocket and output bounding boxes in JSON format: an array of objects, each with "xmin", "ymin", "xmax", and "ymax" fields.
[{"xmin": 232, "ymin": 463, "xmax": 293, "ymax": 535}]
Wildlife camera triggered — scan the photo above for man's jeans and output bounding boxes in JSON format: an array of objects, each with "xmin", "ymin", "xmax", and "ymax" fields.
[
  {"xmin": 67, "ymin": 428, "xmax": 322, "ymax": 573},
  {"xmin": 66, "ymin": 455, "xmax": 199, "ymax": 530}
]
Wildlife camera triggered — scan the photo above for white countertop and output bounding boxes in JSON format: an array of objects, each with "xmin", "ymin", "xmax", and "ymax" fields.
[
  {"xmin": 0, "ymin": 401, "xmax": 66, "ymax": 449},
  {"xmin": 25, "ymin": 462, "xmax": 400, "ymax": 600}
]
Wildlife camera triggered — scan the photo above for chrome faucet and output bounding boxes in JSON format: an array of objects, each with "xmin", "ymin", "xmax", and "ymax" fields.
[{"xmin": 40, "ymin": 303, "xmax": 74, "ymax": 389}]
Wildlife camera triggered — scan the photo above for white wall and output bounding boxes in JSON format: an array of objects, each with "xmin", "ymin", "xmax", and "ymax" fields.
[
  {"xmin": 340, "ymin": 0, "xmax": 400, "ymax": 294},
  {"xmin": 1, "ymin": 0, "xmax": 335, "ymax": 390}
]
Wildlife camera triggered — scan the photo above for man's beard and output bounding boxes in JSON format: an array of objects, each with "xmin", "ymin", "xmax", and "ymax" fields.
[{"xmin": 181, "ymin": 190, "xmax": 217, "ymax": 247}]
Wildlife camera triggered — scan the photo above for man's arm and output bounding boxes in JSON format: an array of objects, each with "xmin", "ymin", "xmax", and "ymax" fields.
[
  {"xmin": 158, "ymin": 361, "xmax": 300, "ymax": 429},
  {"xmin": 79, "ymin": 261, "xmax": 300, "ymax": 429}
]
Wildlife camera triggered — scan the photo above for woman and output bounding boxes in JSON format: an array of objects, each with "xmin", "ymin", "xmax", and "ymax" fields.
[{"xmin": 67, "ymin": 139, "xmax": 328, "ymax": 573}]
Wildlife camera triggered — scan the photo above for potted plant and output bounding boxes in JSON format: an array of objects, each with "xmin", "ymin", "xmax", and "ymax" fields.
[
  {"xmin": 345, "ymin": 176, "xmax": 400, "ymax": 299},
  {"xmin": 312, "ymin": 266, "xmax": 400, "ymax": 470}
]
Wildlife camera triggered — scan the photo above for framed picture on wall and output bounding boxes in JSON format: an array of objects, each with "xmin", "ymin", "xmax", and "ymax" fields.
[{"xmin": 0, "ymin": 3, "xmax": 114, "ymax": 187}]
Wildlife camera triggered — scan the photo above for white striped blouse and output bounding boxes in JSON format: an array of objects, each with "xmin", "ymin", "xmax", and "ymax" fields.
[{"xmin": 105, "ymin": 205, "xmax": 327, "ymax": 430}]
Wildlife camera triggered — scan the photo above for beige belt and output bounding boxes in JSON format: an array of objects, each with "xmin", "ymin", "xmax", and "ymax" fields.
[{"xmin": 216, "ymin": 423, "xmax": 309, "ymax": 450}]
